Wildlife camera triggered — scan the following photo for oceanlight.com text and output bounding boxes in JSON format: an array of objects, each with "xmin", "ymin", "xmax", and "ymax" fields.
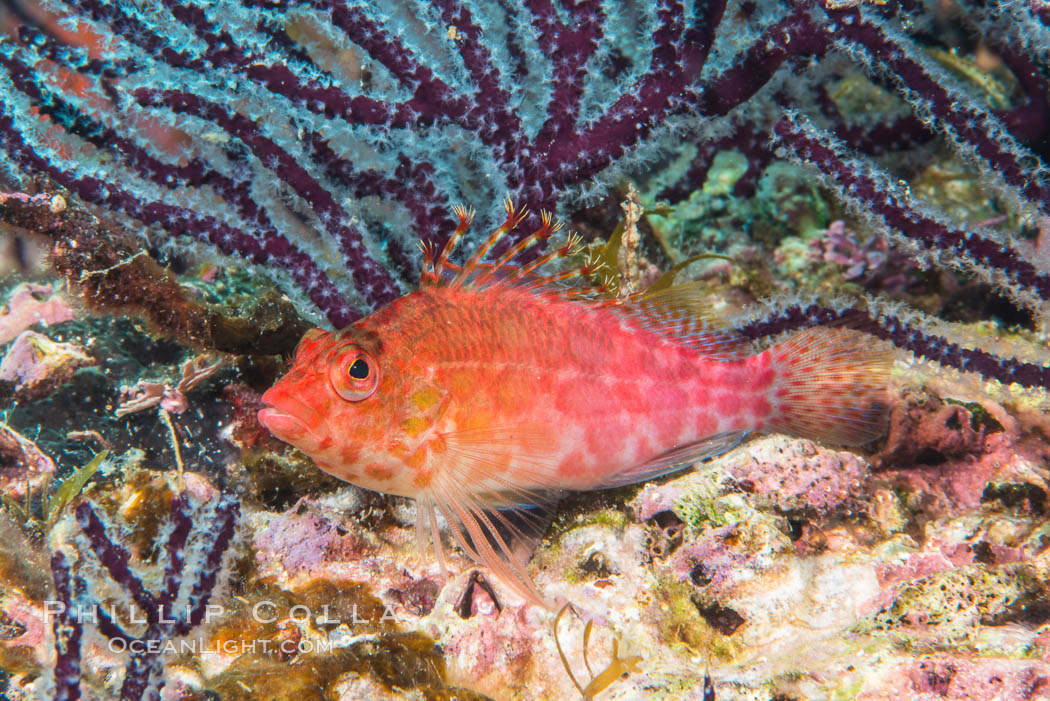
[{"xmin": 105, "ymin": 637, "xmax": 334, "ymax": 656}]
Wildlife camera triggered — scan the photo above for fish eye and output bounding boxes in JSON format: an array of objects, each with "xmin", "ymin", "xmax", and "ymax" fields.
[
  {"xmin": 348, "ymin": 358, "xmax": 370, "ymax": 380},
  {"xmin": 329, "ymin": 346, "xmax": 379, "ymax": 401}
]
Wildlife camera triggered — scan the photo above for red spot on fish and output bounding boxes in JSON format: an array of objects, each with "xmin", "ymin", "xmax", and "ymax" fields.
[
  {"xmin": 693, "ymin": 411, "xmax": 718, "ymax": 436},
  {"xmin": 364, "ymin": 462, "xmax": 394, "ymax": 481},
  {"xmin": 750, "ymin": 396, "xmax": 772, "ymax": 418},
  {"xmin": 715, "ymin": 391, "xmax": 742, "ymax": 416},
  {"xmin": 339, "ymin": 445, "xmax": 360, "ymax": 465},
  {"xmin": 752, "ymin": 368, "xmax": 775, "ymax": 389}
]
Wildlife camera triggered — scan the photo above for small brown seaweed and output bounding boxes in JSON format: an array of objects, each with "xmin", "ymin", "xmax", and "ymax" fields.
[
  {"xmin": 0, "ymin": 184, "xmax": 311, "ymax": 355},
  {"xmin": 553, "ymin": 603, "xmax": 642, "ymax": 700}
]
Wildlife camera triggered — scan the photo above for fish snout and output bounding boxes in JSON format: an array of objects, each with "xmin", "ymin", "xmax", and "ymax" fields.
[{"xmin": 258, "ymin": 386, "xmax": 324, "ymax": 451}]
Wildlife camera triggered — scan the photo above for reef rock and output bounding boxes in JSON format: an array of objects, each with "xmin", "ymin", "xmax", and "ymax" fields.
[
  {"xmin": 0, "ymin": 330, "xmax": 95, "ymax": 402},
  {"xmin": 0, "ymin": 283, "xmax": 75, "ymax": 346}
]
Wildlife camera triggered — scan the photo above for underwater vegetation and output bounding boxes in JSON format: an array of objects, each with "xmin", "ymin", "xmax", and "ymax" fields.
[
  {"xmin": 0, "ymin": 0, "xmax": 1047, "ymax": 699},
  {"xmin": 0, "ymin": 0, "xmax": 1044, "ymax": 369}
]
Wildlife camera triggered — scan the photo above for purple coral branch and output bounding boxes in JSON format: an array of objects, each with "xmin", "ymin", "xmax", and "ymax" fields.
[
  {"xmin": 301, "ymin": 133, "xmax": 455, "ymax": 281},
  {"xmin": 166, "ymin": 0, "xmax": 430, "ymax": 127},
  {"xmin": 132, "ymin": 87, "xmax": 402, "ymax": 308},
  {"xmin": 50, "ymin": 553, "xmax": 83, "ymax": 701},
  {"xmin": 0, "ymin": 105, "xmax": 358, "ymax": 324},
  {"xmin": 0, "ymin": 47, "xmax": 353, "ymax": 293},
  {"xmin": 526, "ymin": 0, "xmax": 605, "ymax": 152},
  {"xmin": 735, "ymin": 303, "xmax": 1050, "ymax": 390},
  {"xmin": 56, "ymin": 495, "xmax": 239, "ymax": 699},
  {"xmin": 10, "ymin": 0, "xmax": 410, "ymax": 317},
  {"xmin": 318, "ymin": 0, "xmax": 475, "ymax": 125},
  {"xmin": 177, "ymin": 496, "xmax": 239, "ymax": 633},
  {"xmin": 545, "ymin": 0, "xmax": 726, "ymax": 192},
  {"xmin": 75, "ymin": 502, "xmax": 162, "ymax": 625},
  {"xmin": 772, "ymin": 116, "xmax": 1050, "ymax": 305},
  {"xmin": 822, "ymin": 5, "xmax": 1050, "ymax": 217},
  {"xmin": 696, "ymin": 5, "xmax": 824, "ymax": 116},
  {"xmin": 434, "ymin": 0, "xmax": 523, "ymax": 145},
  {"xmin": 162, "ymin": 495, "xmax": 192, "ymax": 605}
]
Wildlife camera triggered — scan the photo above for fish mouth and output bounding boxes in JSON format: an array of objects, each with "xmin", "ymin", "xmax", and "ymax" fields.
[
  {"xmin": 257, "ymin": 407, "xmax": 305, "ymax": 439},
  {"xmin": 257, "ymin": 391, "xmax": 325, "ymax": 450}
]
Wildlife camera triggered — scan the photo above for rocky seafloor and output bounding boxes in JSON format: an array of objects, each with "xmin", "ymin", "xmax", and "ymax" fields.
[{"xmin": 2, "ymin": 145, "xmax": 1050, "ymax": 700}]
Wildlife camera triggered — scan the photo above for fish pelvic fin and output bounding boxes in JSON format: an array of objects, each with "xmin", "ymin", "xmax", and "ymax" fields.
[{"xmin": 763, "ymin": 326, "xmax": 894, "ymax": 445}]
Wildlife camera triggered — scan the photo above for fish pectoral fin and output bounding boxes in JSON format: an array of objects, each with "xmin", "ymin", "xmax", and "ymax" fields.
[
  {"xmin": 424, "ymin": 480, "xmax": 557, "ymax": 608},
  {"xmin": 597, "ymin": 430, "xmax": 750, "ymax": 489},
  {"xmin": 417, "ymin": 425, "xmax": 566, "ymax": 607}
]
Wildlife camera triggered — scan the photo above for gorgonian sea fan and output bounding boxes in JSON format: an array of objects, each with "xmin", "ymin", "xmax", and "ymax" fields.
[
  {"xmin": 1, "ymin": 0, "xmax": 733, "ymax": 325},
  {"xmin": 0, "ymin": 0, "xmax": 1049, "ymax": 388}
]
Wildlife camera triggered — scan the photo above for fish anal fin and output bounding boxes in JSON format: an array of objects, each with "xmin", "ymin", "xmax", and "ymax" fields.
[{"xmin": 597, "ymin": 430, "xmax": 749, "ymax": 489}]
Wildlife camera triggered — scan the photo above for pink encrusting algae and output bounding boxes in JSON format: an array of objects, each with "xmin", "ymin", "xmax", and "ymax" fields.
[{"xmin": 258, "ymin": 201, "xmax": 893, "ymax": 605}]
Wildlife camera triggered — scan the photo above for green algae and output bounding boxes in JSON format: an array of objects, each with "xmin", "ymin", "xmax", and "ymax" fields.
[
  {"xmin": 911, "ymin": 157, "xmax": 1007, "ymax": 229},
  {"xmin": 826, "ymin": 71, "xmax": 910, "ymax": 121},
  {"xmin": 672, "ymin": 467, "xmax": 788, "ymax": 548},
  {"xmin": 943, "ymin": 399, "xmax": 1005, "ymax": 434},
  {"xmin": 651, "ymin": 576, "xmax": 739, "ymax": 661},
  {"xmin": 546, "ymin": 493, "xmax": 631, "ymax": 545},
  {"xmin": 669, "ymin": 468, "xmax": 731, "ymax": 532},
  {"xmin": 926, "ymin": 47, "xmax": 1019, "ymax": 111},
  {"xmin": 701, "ymin": 151, "xmax": 749, "ymax": 197},
  {"xmin": 644, "ymin": 156, "xmax": 829, "ymax": 261},
  {"xmin": 858, "ymin": 564, "xmax": 1035, "ymax": 645},
  {"xmin": 540, "ymin": 501, "xmax": 632, "ymax": 583},
  {"xmin": 0, "ymin": 449, "xmax": 107, "ymax": 538}
]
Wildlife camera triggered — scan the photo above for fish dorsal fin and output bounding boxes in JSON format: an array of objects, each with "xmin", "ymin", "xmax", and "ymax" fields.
[
  {"xmin": 596, "ymin": 430, "xmax": 750, "ymax": 489},
  {"xmin": 422, "ymin": 200, "xmax": 608, "ymax": 295},
  {"xmin": 612, "ymin": 284, "xmax": 750, "ymax": 359},
  {"xmin": 422, "ymin": 202, "xmax": 748, "ymax": 360}
]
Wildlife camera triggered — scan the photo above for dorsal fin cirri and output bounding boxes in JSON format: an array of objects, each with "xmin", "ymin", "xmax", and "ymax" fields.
[{"xmin": 423, "ymin": 201, "xmax": 748, "ymax": 359}]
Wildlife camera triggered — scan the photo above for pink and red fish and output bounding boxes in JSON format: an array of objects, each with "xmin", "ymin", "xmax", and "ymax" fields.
[{"xmin": 259, "ymin": 202, "xmax": 891, "ymax": 605}]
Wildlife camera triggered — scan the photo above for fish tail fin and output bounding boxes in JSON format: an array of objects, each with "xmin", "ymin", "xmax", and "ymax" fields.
[{"xmin": 764, "ymin": 326, "xmax": 893, "ymax": 445}]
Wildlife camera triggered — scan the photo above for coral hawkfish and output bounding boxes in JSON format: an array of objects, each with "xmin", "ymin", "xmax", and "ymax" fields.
[{"xmin": 259, "ymin": 201, "xmax": 891, "ymax": 605}]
